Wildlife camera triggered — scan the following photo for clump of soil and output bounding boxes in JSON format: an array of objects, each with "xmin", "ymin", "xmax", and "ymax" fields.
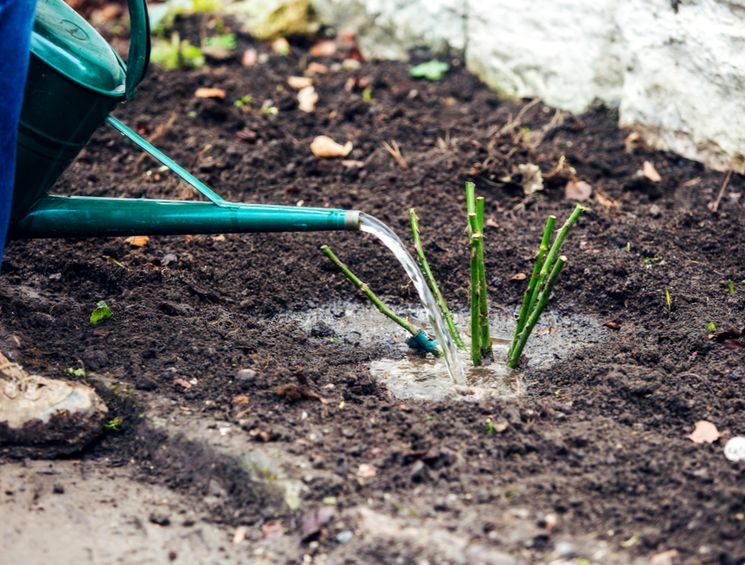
[{"xmin": 1, "ymin": 14, "xmax": 743, "ymax": 563}]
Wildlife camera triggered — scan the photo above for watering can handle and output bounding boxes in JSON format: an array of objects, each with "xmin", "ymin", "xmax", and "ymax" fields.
[{"xmin": 124, "ymin": 0, "xmax": 151, "ymax": 99}]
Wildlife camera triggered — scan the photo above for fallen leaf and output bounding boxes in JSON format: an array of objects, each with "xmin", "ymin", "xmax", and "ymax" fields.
[
  {"xmin": 306, "ymin": 62, "xmax": 328, "ymax": 75},
  {"xmin": 124, "ymin": 235, "xmax": 149, "ymax": 247},
  {"xmin": 287, "ymin": 76, "xmax": 313, "ymax": 90},
  {"xmin": 271, "ymin": 37, "xmax": 290, "ymax": 56},
  {"xmin": 310, "ymin": 135, "xmax": 353, "ymax": 158},
  {"xmin": 301, "ymin": 507, "xmax": 335, "ymax": 540},
  {"xmin": 604, "ymin": 320, "xmax": 621, "ymax": 331},
  {"xmin": 232, "ymin": 395, "xmax": 250, "ymax": 405},
  {"xmin": 195, "ymin": 87, "xmax": 226, "ymax": 100},
  {"xmin": 297, "ymin": 86, "xmax": 318, "ymax": 112},
  {"xmin": 174, "ymin": 377, "xmax": 192, "ymax": 390},
  {"xmin": 241, "ymin": 48, "xmax": 257, "ymax": 67},
  {"xmin": 688, "ymin": 420, "xmax": 720, "ymax": 444},
  {"xmin": 275, "ymin": 383, "xmax": 325, "ymax": 403},
  {"xmin": 595, "ymin": 189, "xmax": 620, "ymax": 209},
  {"xmin": 565, "ymin": 180, "xmax": 593, "ymax": 201},
  {"xmin": 642, "ymin": 161, "xmax": 662, "ymax": 182},
  {"xmin": 410, "ymin": 60, "xmax": 449, "ymax": 81},
  {"xmin": 356, "ymin": 463, "xmax": 377, "ymax": 478},
  {"xmin": 309, "ymin": 38, "xmax": 337, "ymax": 57},
  {"xmin": 510, "ymin": 273, "xmax": 527, "ymax": 281},
  {"xmin": 518, "ymin": 163, "xmax": 544, "ymax": 196}
]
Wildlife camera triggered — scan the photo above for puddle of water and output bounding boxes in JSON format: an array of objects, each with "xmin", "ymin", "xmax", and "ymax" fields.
[{"xmin": 283, "ymin": 302, "xmax": 609, "ymax": 402}]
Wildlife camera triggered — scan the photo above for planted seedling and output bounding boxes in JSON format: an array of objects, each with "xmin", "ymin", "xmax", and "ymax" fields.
[
  {"xmin": 204, "ymin": 32, "xmax": 237, "ymax": 51},
  {"xmin": 410, "ymin": 60, "xmax": 449, "ymax": 81},
  {"xmin": 90, "ymin": 301, "xmax": 113, "ymax": 326},
  {"xmin": 508, "ymin": 204, "xmax": 586, "ymax": 367},
  {"xmin": 151, "ymin": 32, "xmax": 205, "ymax": 70},
  {"xmin": 321, "ymin": 245, "xmax": 441, "ymax": 357},
  {"xmin": 665, "ymin": 288, "xmax": 673, "ymax": 311}
]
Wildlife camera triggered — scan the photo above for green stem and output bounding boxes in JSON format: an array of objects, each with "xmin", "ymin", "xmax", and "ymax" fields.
[
  {"xmin": 322, "ymin": 245, "xmax": 419, "ymax": 336},
  {"xmin": 409, "ymin": 209, "xmax": 464, "ymax": 349},
  {"xmin": 475, "ymin": 197, "xmax": 492, "ymax": 357},
  {"xmin": 509, "ymin": 215, "xmax": 555, "ymax": 357},
  {"xmin": 469, "ymin": 225, "xmax": 482, "ymax": 367},
  {"xmin": 526, "ymin": 204, "xmax": 585, "ymax": 315},
  {"xmin": 509, "ymin": 256, "xmax": 566, "ymax": 368},
  {"xmin": 465, "ymin": 181, "xmax": 477, "ymax": 219}
]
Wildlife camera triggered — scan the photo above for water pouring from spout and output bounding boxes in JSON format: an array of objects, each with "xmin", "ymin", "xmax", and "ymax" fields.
[{"xmin": 358, "ymin": 213, "xmax": 465, "ymax": 384}]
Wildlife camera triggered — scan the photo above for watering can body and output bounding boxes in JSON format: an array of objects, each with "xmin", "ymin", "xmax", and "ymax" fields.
[{"xmin": 10, "ymin": 0, "xmax": 359, "ymax": 239}]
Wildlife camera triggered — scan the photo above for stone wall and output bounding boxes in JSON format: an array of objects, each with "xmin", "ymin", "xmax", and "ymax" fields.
[{"xmin": 311, "ymin": 0, "xmax": 745, "ymax": 172}]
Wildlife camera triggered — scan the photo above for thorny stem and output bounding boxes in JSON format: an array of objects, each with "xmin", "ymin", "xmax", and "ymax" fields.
[
  {"xmin": 509, "ymin": 215, "xmax": 555, "ymax": 357},
  {"xmin": 475, "ymin": 197, "xmax": 492, "ymax": 357},
  {"xmin": 321, "ymin": 245, "xmax": 419, "ymax": 336},
  {"xmin": 409, "ymin": 209, "xmax": 464, "ymax": 349},
  {"xmin": 509, "ymin": 256, "xmax": 566, "ymax": 368}
]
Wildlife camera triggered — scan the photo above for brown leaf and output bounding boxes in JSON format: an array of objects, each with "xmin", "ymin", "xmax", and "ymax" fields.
[
  {"xmin": 275, "ymin": 383, "xmax": 324, "ymax": 403},
  {"xmin": 688, "ymin": 420, "xmax": 720, "ymax": 444},
  {"xmin": 310, "ymin": 135, "xmax": 353, "ymax": 158},
  {"xmin": 174, "ymin": 377, "xmax": 192, "ymax": 390},
  {"xmin": 287, "ymin": 76, "xmax": 313, "ymax": 90},
  {"xmin": 309, "ymin": 39, "xmax": 337, "ymax": 57},
  {"xmin": 642, "ymin": 161, "xmax": 662, "ymax": 182},
  {"xmin": 232, "ymin": 394, "xmax": 250, "ymax": 405},
  {"xmin": 306, "ymin": 62, "xmax": 329, "ymax": 75},
  {"xmin": 124, "ymin": 235, "xmax": 149, "ymax": 247},
  {"xmin": 241, "ymin": 48, "xmax": 257, "ymax": 67},
  {"xmin": 603, "ymin": 320, "xmax": 621, "ymax": 331},
  {"xmin": 297, "ymin": 86, "xmax": 318, "ymax": 113},
  {"xmin": 595, "ymin": 189, "xmax": 620, "ymax": 209},
  {"xmin": 518, "ymin": 163, "xmax": 543, "ymax": 196},
  {"xmin": 195, "ymin": 87, "xmax": 226, "ymax": 100},
  {"xmin": 510, "ymin": 273, "xmax": 527, "ymax": 281},
  {"xmin": 565, "ymin": 180, "xmax": 593, "ymax": 201}
]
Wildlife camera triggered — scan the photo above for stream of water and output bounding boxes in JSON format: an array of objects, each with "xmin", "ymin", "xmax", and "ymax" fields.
[{"xmin": 359, "ymin": 213, "xmax": 465, "ymax": 383}]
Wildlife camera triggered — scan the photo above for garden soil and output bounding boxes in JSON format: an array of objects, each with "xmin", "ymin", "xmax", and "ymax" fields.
[{"xmin": 1, "ymin": 16, "xmax": 743, "ymax": 564}]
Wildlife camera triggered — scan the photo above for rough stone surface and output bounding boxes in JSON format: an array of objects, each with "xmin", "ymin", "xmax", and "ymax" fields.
[{"xmin": 310, "ymin": 0, "xmax": 745, "ymax": 172}]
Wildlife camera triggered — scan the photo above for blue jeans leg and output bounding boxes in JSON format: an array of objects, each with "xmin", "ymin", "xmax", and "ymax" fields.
[{"xmin": 0, "ymin": 0, "xmax": 36, "ymax": 265}]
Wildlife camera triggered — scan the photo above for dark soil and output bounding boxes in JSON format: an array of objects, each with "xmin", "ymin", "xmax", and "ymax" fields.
[{"xmin": 2, "ymin": 14, "xmax": 744, "ymax": 564}]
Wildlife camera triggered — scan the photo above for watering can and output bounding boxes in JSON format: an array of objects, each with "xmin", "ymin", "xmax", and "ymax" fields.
[{"xmin": 9, "ymin": 0, "xmax": 360, "ymax": 240}]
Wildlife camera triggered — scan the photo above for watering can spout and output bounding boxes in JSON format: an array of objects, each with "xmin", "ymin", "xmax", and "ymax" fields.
[{"xmin": 11, "ymin": 196, "xmax": 361, "ymax": 239}]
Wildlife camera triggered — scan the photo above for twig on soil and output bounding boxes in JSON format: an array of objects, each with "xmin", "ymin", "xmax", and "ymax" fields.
[
  {"xmin": 409, "ymin": 209, "xmax": 464, "ymax": 349},
  {"xmin": 382, "ymin": 140, "xmax": 408, "ymax": 169},
  {"xmin": 321, "ymin": 245, "xmax": 441, "ymax": 357},
  {"xmin": 707, "ymin": 170, "xmax": 732, "ymax": 213}
]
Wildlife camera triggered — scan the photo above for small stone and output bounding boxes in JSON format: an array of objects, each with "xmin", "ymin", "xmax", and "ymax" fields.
[
  {"xmin": 336, "ymin": 530, "xmax": 353, "ymax": 544},
  {"xmin": 649, "ymin": 204, "xmax": 662, "ymax": 217},
  {"xmin": 149, "ymin": 512, "xmax": 171, "ymax": 526},
  {"xmin": 236, "ymin": 369, "xmax": 257, "ymax": 384},
  {"xmin": 410, "ymin": 460, "xmax": 430, "ymax": 483},
  {"xmin": 161, "ymin": 253, "xmax": 178, "ymax": 266},
  {"xmin": 554, "ymin": 540, "xmax": 576, "ymax": 557}
]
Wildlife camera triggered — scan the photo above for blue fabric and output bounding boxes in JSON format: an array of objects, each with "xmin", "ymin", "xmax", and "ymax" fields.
[{"xmin": 0, "ymin": 0, "xmax": 35, "ymax": 264}]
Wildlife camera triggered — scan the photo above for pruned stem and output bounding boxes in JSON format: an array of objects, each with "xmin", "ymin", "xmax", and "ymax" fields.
[
  {"xmin": 475, "ymin": 197, "xmax": 492, "ymax": 357},
  {"xmin": 469, "ymin": 217, "xmax": 482, "ymax": 367},
  {"xmin": 409, "ymin": 209, "xmax": 464, "ymax": 349},
  {"xmin": 509, "ymin": 256, "xmax": 567, "ymax": 368},
  {"xmin": 509, "ymin": 215, "xmax": 555, "ymax": 357},
  {"xmin": 526, "ymin": 204, "xmax": 585, "ymax": 315},
  {"xmin": 322, "ymin": 245, "xmax": 418, "ymax": 336}
]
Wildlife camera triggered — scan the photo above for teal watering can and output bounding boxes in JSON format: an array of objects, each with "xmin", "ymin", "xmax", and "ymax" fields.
[{"xmin": 9, "ymin": 0, "xmax": 360, "ymax": 239}]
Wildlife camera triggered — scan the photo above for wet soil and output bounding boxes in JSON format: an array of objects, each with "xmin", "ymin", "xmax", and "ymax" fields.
[{"xmin": 2, "ymin": 15, "xmax": 744, "ymax": 564}]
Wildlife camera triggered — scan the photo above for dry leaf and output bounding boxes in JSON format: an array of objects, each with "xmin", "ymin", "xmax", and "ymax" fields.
[
  {"xmin": 595, "ymin": 189, "xmax": 620, "ymax": 209},
  {"xmin": 287, "ymin": 76, "xmax": 313, "ymax": 90},
  {"xmin": 306, "ymin": 62, "xmax": 329, "ymax": 75},
  {"xmin": 518, "ymin": 163, "xmax": 544, "ymax": 196},
  {"xmin": 642, "ymin": 161, "xmax": 662, "ymax": 182},
  {"xmin": 174, "ymin": 377, "xmax": 192, "ymax": 390},
  {"xmin": 275, "ymin": 383, "xmax": 325, "ymax": 403},
  {"xmin": 195, "ymin": 87, "xmax": 226, "ymax": 100},
  {"xmin": 565, "ymin": 180, "xmax": 593, "ymax": 201},
  {"xmin": 310, "ymin": 135, "xmax": 353, "ymax": 158},
  {"xmin": 356, "ymin": 463, "xmax": 377, "ymax": 478},
  {"xmin": 688, "ymin": 420, "xmax": 720, "ymax": 444},
  {"xmin": 241, "ymin": 48, "xmax": 257, "ymax": 67},
  {"xmin": 309, "ymin": 38, "xmax": 337, "ymax": 57},
  {"xmin": 124, "ymin": 235, "xmax": 149, "ymax": 247},
  {"xmin": 297, "ymin": 86, "xmax": 319, "ymax": 113},
  {"xmin": 510, "ymin": 273, "xmax": 527, "ymax": 281},
  {"xmin": 604, "ymin": 320, "xmax": 621, "ymax": 331},
  {"xmin": 624, "ymin": 131, "xmax": 641, "ymax": 154},
  {"xmin": 232, "ymin": 395, "xmax": 250, "ymax": 405}
]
